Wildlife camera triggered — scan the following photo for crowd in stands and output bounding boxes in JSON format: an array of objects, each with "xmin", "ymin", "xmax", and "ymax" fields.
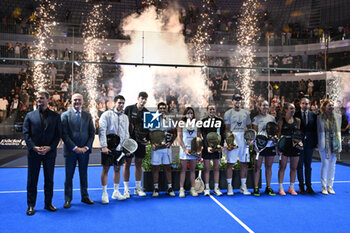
[
  {"xmin": 1, "ymin": 1, "xmax": 350, "ymax": 46},
  {"xmin": 207, "ymin": 50, "xmax": 350, "ymax": 71},
  {"xmin": 0, "ymin": 42, "xmax": 30, "ymax": 65}
]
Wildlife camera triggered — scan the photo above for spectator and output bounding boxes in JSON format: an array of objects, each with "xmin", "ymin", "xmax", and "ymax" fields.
[
  {"xmin": 21, "ymin": 43, "xmax": 29, "ymax": 60},
  {"xmin": 63, "ymin": 48, "xmax": 70, "ymax": 60},
  {"xmin": 221, "ymin": 71, "xmax": 229, "ymax": 91},
  {"xmin": 49, "ymin": 63, "xmax": 57, "ymax": 88},
  {"xmin": 311, "ymin": 100, "xmax": 319, "ymax": 114},
  {"xmin": 7, "ymin": 43, "xmax": 14, "ymax": 62},
  {"xmin": 14, "ymin": 42, "xmax": 21, "ymax": 64},
  {"xmin": 272, "ymin": 95, "xmax": 280, "ymax": 107},
  {"xmin": 19, "ymin": 89, "xmax": 29, "ymax": 107},
  {"xmin": 298, "ymin": 79, "xmax": 307, "ymax": 94},
  {"xmin": 302, "ymin": 51, "xmax": 308, "ymax": 69},
  {"xmin": 10, "ymin": 94, "xmax": 20, "ymax": 113},
  {"xmin": 307, "ymin": 79, "xmax": 314, "ymax": 97},
  {"xmin": 49, "ymin": 50, "xmax": 56, "ymax": 60},
  {"xmin": 106, "ymin": 96, "xmax": 114, "ymax": 109},
  {"xmin": 52, "ymin": 91, "xmax": 60, "ymax": 101},
  {"xmin": 0, "ymin": 96, "xmax": 9, "ymax": 122},
  {"xmin": 28, "ymin": 100, "xmax": 38, "ymax": 111},
  {"xmin": 287, "ymin": 54, "xmax": 293, "ymax": 69},
  {"xmin": 15, "ymin": 74, "xmax": 25, "ymax": 93},
  {"xmin": 107, "ymin": 82, "xmax": 115, "ymax": 98},
  {"xmin": 60, "ymin": 79, "xmax": 69, "ymax": 94},
  {"xmin": 282, "ymin": 55, "xmax": 288, "ymax": 69}
]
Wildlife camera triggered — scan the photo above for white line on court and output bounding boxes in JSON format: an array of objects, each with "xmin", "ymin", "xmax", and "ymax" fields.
[
  {"xmin": 262, "ymin": 180, "xmax": 350, "ymax": 185},
  {"xmin": 210, "ymin": 195, "xmax": 254, "ymax": 233}
]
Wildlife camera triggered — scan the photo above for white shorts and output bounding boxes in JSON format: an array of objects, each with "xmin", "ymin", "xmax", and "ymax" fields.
[
  {"xmin": 226, "ymin": 146, "xmax": 250, "ymax": 163},
  {"xmin": 151, "ymin": 148, "xmax": 172, "ymax": 165},
  {"xmin": 226, "ymin": 133, "xmax": 249, "ymax": 163},
  {"xmin": 179, "ymin": 147, "xmax": 198, "ymax": 160}
]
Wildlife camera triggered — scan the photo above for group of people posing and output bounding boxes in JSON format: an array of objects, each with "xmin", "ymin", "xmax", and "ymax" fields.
[{"xmin": 23, "ymin": 91, "xmax": 341, "ymax": 216}]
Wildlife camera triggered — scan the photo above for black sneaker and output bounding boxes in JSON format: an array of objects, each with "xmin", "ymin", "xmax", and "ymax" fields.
[
  {"xmin": 253, "ymin": 187, "xmax": 260, "ymax": 196},
  {"xmin": 152, "ymin": 188, "xmax": 159, "ymax": 197},
  {"xmin": 167, "ymin": 188, "xmax": 175, "ymax": 197},
  {"xmin": 265, "ymin": 186, "xmax": 276, "ymax": 196}
]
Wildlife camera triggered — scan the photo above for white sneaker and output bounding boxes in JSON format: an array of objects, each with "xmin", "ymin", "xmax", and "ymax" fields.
[
  {"xmin": 134, "ymin": 187, "xmax": 147, "ymax": 197},
  {"xmin": 112, "ymin": 190, "xmax": 126, "ymax": 200},
  {"xmin": 227, "ymin": 185, "xmax": 234, "ymax": 196},
  {"xmin": 327, "ymin": 186, "xmax": 335, "ymax": 195},
  {"xmin": 321, "ymin": 186, "xmax": 328, "ymax": 195},
  {"xmin": 123, "ymin": 189, "xmax": 130, "ymax": 199},
  {"xmin": 190, "ymin": 187, "xmax": 198, "ymax": 197},
  {"xmin": 213, "ymin": 188, "xmax": 223, "ymax": 196},
  {"xmin": 179, "ymin": 188, "xmax": 185, "ymax": 198},
  {"xmin": 152, "ymin": 188, "xmax": 159, "ymax": 197},
  {"xmin": 101, "ymin": 192, "xmax": 109, "ymax": 204},
  {"xmin": 204, "ymin": 189, "xmax": 210, "ymax": 196},
  {"xmin": 167, "ymin": 188, "xmax": 176, "ymax": 197},
  {"xmin": 240, "ymin": 184, "xmax": 251, "ymax": 195}
]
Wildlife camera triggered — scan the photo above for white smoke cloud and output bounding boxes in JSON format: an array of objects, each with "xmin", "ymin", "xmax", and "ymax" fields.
[{"xmin": 118, "ymin": 5, "xmax": 209, "ymax": 108}]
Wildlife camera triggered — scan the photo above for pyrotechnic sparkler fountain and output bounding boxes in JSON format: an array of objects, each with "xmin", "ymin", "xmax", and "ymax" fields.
[
  {"xmin": 236, "ymin": 0, "xmax": 261, "ymax": 108},
  {"xmin": 327, "ymin": 72, "xmax": 344, "ymax": 109},
  {"xmin": 31, "ymin": 0, "xmax": 57, "ymax": 92},
  {"xmin": 191, "ymin": 0, "xmax": 215, "ymax": 64},
  {"xmin": 82, "ymin": 4, "xmax": 111, "ymax": 122}
]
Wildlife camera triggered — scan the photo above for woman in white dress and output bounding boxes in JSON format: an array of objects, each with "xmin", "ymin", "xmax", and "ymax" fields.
[{"xmin": 177, "ymin": 107, "xmax": 200, "ymax": 197}]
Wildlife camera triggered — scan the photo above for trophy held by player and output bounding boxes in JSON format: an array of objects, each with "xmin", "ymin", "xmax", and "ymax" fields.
[
  {"xmin": 150, "ymin": 130, "xmax": 167, "ymax": 150},
  {"xmin": 206, "ymin": 132, "xmax": 222, "ymax": 152},
  {"xmin": 190, "ymin": 137, "xmax": 203, "ymax": 157},
  {"xmin": 226, "ymin": 132, "xmax": 238, "ymax": 151}
]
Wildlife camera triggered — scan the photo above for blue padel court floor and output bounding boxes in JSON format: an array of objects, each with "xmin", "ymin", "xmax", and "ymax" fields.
[{"xmin": 1, "ymin": 162, "xmax": 350, "ymax": 233}]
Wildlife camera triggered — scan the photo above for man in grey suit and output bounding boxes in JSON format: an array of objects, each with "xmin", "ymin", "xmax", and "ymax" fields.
[{"xmin": 61, "ymin": 93, "xmax": 95, "ymax": 208}]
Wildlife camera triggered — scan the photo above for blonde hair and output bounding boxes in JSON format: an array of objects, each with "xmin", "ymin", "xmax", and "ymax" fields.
[{"xmin": 320, "ymin": 99, "xmax": 334, "ymax": 114}]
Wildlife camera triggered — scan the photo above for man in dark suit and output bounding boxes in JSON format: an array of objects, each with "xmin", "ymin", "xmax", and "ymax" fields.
[
  {"xmin": 295, "ymin": 97, "xmax": 317, "ymax": 194},
  {"xmin": 23, "ymin": 91, "xmax": 61, "ymax": 216},
  {"xmin": 61, "ymin": 93, "xmax": 95, "ymax": 208}
]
